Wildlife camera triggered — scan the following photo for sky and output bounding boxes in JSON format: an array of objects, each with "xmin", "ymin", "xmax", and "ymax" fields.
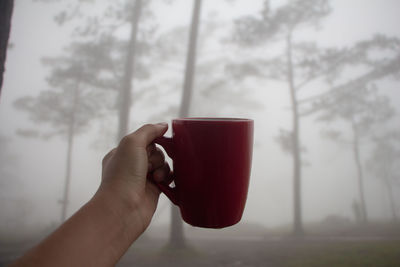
[{"xmin": 1, "ymin": 0, "xmax": 400, "ymax": 239}]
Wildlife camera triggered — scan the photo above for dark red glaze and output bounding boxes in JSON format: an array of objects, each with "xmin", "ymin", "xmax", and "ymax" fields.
[{"xmin": 154, "ymin": 118, "xmax": 254, "ymax": 228}]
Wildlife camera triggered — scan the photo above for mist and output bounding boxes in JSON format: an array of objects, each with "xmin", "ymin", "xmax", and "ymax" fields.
[{"xmin": 1, "ymin": 0, "xmax": 400, "ymax": 266}]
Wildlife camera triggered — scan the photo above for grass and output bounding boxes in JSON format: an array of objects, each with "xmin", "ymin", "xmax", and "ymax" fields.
[
  {"xmin": 118, "ymin": 239, "xmax": 400, "ymax": 267},
  {"xmin": 3, "ymin": 234, "xmax": 399, "ymax": 266},
  {"xmin": 286, "ymin": 240, "xmax": 400, "ymax": 267}
]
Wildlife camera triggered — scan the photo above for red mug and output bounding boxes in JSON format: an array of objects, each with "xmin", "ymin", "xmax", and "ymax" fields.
[{"xmin": 152, "ymin": 118, "xmax": 254, "ymax": 228}]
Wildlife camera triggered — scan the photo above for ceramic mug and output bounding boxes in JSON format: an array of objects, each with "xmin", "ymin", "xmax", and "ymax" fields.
[{"xmin": 153, "ymin": 118, "xmax": 254, "ymax": 228}]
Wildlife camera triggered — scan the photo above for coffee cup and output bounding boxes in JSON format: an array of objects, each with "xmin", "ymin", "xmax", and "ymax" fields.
[{"xmin": 152, "ymin": 117, "xmax": 254, "ymax": 228}]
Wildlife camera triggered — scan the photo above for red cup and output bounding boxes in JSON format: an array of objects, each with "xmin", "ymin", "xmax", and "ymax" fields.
[{"xmin": 153, "ymin": 118, "xmax": 254, "ymax": 228}]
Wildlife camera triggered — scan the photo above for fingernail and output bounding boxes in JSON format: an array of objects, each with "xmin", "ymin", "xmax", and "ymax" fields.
[{"xmin": 156, "ymin": 122, "xmax": 168, "ymax": 127}]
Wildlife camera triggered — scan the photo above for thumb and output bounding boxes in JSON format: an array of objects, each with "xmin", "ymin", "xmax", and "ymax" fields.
[{"xmin": 132, "ymin": 123, "xmax": 168, "ymax": 146}]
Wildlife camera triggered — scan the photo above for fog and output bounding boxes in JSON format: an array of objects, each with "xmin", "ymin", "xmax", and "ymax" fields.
[{"xmin": 1, "ymin": 0, "xmax": 400, "ymax": 266}]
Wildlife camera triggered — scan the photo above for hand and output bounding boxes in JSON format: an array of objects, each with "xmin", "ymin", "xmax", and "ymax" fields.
[
  {"xmin": 98, "ymin": 123, "xmax": 170, "ymax": 233},
  {"xmin": 10, "ymin": 124, "xmax": 172, "ymax": 267}
]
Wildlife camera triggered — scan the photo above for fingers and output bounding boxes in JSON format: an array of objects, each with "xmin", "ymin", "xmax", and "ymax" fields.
[
  {"xmin": 147, "ymin": 142, "xmax": 171, "ymax": 183},
  {"xmin": 116, "ymin": 123, "xmax": 167, "ymax": 166},
  {"xmin": 111, "ymin": 122, "xmax": 171, "ymax": 186},
  {"xmin": 146, "ymin": 143, "xmax": 156, "ymax": 157},
  {"xmin": 147, "ymin": 146, "xmax": 171, "ymax": 184},
  {"xmin": 148, "ymin": 147, "xmax": 165, "ymax": 170},
  {"xmin": 152, "ymin": 163, "xmax": 171, "ymax": 183},
  {"xmin": 131, "ymin": 123, "xmax": 168, "ymax": 147}
]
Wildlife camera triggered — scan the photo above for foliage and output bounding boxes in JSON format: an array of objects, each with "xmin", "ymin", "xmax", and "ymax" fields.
[
  {"xmin": 14, "ymin": 43, "xmax": 107, "ymax": 139},
  {"xmin": 233, "ymin": 0, "xmax": 331, "ymax": 45},
  {"xmin": 314, "ymin": 84, "xmax": 395, "ymax": 142}
]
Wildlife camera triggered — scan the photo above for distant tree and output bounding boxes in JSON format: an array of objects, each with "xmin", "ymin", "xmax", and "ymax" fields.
[
  {"xmin": 0, "ymin": 135, "xmax": 32, "ymax": 240},
  {"xmin": 232, "ymin": 0, "xmax": 336, "ymax": 236},
  {"xmin": 351, "ymin": 199, "xmax": 363, "ymax": 224},
  {"xmin": 233, "ymin": 0, "xmax": 400, "ymax": 234},
  {"xmin": 147, "ymin": 1, "xmax": 262, "ymax": 246},
  {"xmin": 25, "ymin": 0, "xmax": 159, "ymax": 222},
  {"xmin": 14, "ymin": 44, "xmax": 106, "ymax": 222},
  {"xmin": 179, "ymin": 0, "xmax": 202, "ymax": 117},
  {"xmin": 35, "ymin": 0, "xmax": 158, "ymax": 141},
  {"xmin": 0, "ymin": 134, "xmax": 18, "ymax": 191},
  {"xmin": 366, "ymin": 131, "xmax": 400, "ymax": 222},
  {"xmin": 0, "ymin": 0, "xmax": 14, "ymax": 95},
  {"xmin": 142, "ymin": 0, "xmax": 260, "ymax": 246},
  {"xmin": 166, "ymin": 0, "xmax": 202, "ymax": 249},
  {"xmin": 304, "ymin": 34, "xmax": 400, "ymax": 224},
  {"xmin": 313, "ymin": 84, "xmax": 395, "ymax": 223},
  {"xmin": 116, "ymin": 0, "xmax": 143, "ymax": 141},
  {"xmin": 35, "ymin": 0, "xmax": 189, "ymax": 243}
]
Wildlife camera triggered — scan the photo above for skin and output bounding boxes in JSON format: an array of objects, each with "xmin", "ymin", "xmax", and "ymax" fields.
[{"xmin": 10, "ymin": 123, "xmax": 171, "ymax": 267}]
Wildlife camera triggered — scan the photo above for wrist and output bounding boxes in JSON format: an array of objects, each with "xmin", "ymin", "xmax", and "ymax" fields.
[
  {"xmin": 93, "ymin": 184, "xmax": 146, "ymax": 237},
  {"xmin": 97, "ymin": 181, "xmax": 141, "ymax": 213}
]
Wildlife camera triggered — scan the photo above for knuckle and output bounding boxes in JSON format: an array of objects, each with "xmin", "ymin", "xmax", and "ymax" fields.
[
  {"xmin": 102, "ymin": 149, "xmax": 115, "ymax": 166},
  {"xmin": 120, "ymin": 135, "xmax": 140, "ymax": 147},
  {"xmin": 142, "ymin": 123, "xmax": 153, "ymax": 129}
]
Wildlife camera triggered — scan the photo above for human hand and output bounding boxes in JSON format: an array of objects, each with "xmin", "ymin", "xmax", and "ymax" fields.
[
  {"xmin": 97, "ymin": 123, "xmax": 171, "ymax": 233},
  {"xmin": 9, "ymin": 123, "xmax": 172, "ymax": 267}
]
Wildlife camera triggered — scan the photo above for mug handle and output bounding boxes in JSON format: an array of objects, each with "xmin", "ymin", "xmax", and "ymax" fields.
[{"xmin": 151, "ymin": 136, "xmax": 179, "ymax": 206}]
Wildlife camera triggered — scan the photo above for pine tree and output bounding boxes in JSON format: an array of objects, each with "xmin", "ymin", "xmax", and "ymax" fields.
[
  {"xmin": 233, "ymin": 0, "xmax": 334, "ymax": 235},
  {"xmin": 14, "ymin": 43, "xmax": 107, "ymax": 221}
]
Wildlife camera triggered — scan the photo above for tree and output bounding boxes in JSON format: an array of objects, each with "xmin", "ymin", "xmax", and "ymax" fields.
[
  {"xmin": 167, "ymin": 0, "xmax": 202, "ymax": 248},
  {"xmin": 35, "ymin": 0, "xmax": 192, "ymax": 244},
  {"xmin": 232, "ymin": 0, "xmax": 334, "ymax": 236},
  {"xmin": 35, "ymin": 0, "xmax": 204, "ymax": 246},
  {"xmin": 146, "ymin": 0, "xmax": 256, "ymax": 247},
  {"xmin": 313, "ymin": 84, "xmax": 395, "ymax": 224},
  {"xmin": 37, "ymin": 0, "xmax": 157, "ymax": 141},
  {"xmin": 27, "ymin": 0, "xmax": 158, "ymax": 221},
  {"xmin": 304, "ymin": 35, "xmax": 400, "ymax": 224},
  {"xmin": 14, "ymin": 43, "xmax": 106, "ymax": 222},
  {"xmin": 116, "ymin": 0, "xmax": 143, "ymax": 141},
  {"xmin": 0, "ymin": 134, "xmax": 18, "ymax": 191},
  {"xmin": 0, "ymin": 0, "xmax": 14, "ymax": 96},
  {"xmin": 232, "ymin": 0, "xmax": 400, "ymax": 234},
  {"xmin": 366, "ymin": 131, "xmax": 400, "ymax": 222}
]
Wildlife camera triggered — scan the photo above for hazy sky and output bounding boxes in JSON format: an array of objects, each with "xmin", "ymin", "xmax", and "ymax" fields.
[{"xmin": 1, "ymin": 0, "xmax": 400, "ymax": 236}]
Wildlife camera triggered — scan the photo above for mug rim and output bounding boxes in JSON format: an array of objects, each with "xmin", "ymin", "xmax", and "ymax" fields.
[{"xmin": 173, "ymin": 117, "xmax": 253, "ymax": 122}]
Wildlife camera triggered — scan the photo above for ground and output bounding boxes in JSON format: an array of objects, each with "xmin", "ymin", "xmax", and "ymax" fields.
[
  {"xmin": 2, "ymin": 238, "xmax": 398, "ymax": 267},
  {"xmin": 2, "ymin": 223, "xmax": 400, "ymax": 267},
  {"xmin": 116, "ymin": 238, "xmax": 400, "ymax": 267}
]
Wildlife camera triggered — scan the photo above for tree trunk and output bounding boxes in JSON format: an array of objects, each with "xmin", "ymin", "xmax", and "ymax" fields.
[
  {"xmin": 286, "ymin": 32, "xmax": 304, "ymax": 236},
  {"xmin": 61, "ymin": 120, "xmax": 75, "ymax": 222},
  {"xmin": 0, "ymin": 0, "xmax": 14, "ymax": 97},
  {"xmin": 61, "ymin": 81, "xmax": 80, "ymax": 222},
  {"xmin": 351, "ymin": 119, "xmax": 368, "ymax": 224},
  {"xmin": 169, "ymin": 0, "xmax": 202, "ymax": 248},
  {"xmin": 178, "ymin": 0, "xmax": 202, "ymax": 117},
  {"xmin": 384, "ymin": 174, "xmax": 397, "ymax": 222},
  {"xmin": 117, "ymin": 0, "xmax": 142, "ymax": 142}
]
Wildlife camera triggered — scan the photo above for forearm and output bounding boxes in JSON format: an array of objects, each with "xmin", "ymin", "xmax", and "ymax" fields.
[{"xmin": 11, "ymin": 190, "xmax": 143, "ymax": 267}]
